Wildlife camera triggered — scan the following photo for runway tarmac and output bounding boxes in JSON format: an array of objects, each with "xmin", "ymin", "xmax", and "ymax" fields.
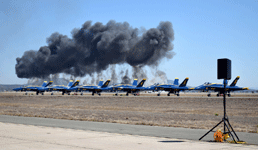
[
  {"xmin": 1, "ymin": 115, "xmax": 258, "ymax": 146},
  {"xmin": 2, "ymin": 122, "xmax": 257, "ymax": 150}
]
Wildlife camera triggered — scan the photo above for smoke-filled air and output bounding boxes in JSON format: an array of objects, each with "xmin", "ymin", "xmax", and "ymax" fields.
[{"xmin": 15, "ymin": 20, "xmax": 175, "ymax": 84}]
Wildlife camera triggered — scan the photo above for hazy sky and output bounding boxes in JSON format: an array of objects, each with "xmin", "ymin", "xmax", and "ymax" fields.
[{"xmin": 0, "ymin": 0, "xmax": 257, "ymax": 87}]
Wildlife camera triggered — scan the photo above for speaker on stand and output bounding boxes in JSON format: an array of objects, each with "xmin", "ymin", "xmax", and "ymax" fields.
[{"xmin": 199, "ymin": 58, "xmax": 241, "ymax": 143}]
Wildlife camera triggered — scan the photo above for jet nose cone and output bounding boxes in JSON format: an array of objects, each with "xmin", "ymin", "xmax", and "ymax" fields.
[{"xmin": 13, "ymin": 88, "xmax": 19, "ymax": 91}]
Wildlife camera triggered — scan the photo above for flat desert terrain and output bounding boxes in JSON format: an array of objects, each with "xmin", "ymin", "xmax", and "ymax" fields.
[{"xmin": 0, "ymin": 92, "xmax": 257, "ymax": 133}]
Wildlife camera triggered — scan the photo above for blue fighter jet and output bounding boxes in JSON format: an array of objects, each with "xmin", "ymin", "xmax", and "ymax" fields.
[
  {"xmin": 26, "ymin": 81, "xmax": 53, "ymax": 95},
  {"xmin": 155, "ymin": 77, "xmax": 190, "ymax": 96},
  {"xmin": 113, "ymin": 79, "xmax": 146, "ymax": 96},
  {"xmin": 194, "ymin": 76, "xmax": 249, "ymax": 97},
  {"xmin": 78, "ymin": 79, "xmax": 111, "ymax": 96},
  {"xmin": 49, "ymin": 80, "xmax": 80, "ymax": 95},
  {"xmin": 13, "ymin": 81, "xmax": 53, "ymax": 95},
  {"xmin": 145, "ymin": 78, "xmax": 180, "ymax": 92}
]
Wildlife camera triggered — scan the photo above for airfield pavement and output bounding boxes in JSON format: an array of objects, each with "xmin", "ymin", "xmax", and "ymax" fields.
[
  {"xmin": 0, "ymin": 92, "xmax": 258, "ymax": 149},
  {"xmin": 1, "ymin": 120, "xmax": 258, "ymax": 150}
]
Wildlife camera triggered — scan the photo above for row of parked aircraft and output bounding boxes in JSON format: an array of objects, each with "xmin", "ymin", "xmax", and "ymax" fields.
[{"xmin": 13, "ymin": 76, "xmax": 248, "ymax": 97}]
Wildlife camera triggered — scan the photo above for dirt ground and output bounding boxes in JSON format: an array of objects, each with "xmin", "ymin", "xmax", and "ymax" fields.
[{"xmin": 0, "ymin": 92, "xmax": 257, "ymax": 133}]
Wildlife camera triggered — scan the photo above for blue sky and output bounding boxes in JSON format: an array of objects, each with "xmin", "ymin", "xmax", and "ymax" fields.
[{"xmin": 0, "ymin": 0, "xmax": 257, "ymax": 87}]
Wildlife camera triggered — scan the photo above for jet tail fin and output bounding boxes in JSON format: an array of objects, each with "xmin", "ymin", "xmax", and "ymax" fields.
[
  {"xmin": 45, "ymin": 81, "xmax": 53, "ymax": 87},
  {"xmin": 179, "ymin": 77, "xmax": 189, "ymax": 87},
  {"xmin": 101, "ymin": 79, "xmax": 111, "ymax": 88},
  {"xmin": 98, "ymin": 80, "xmax": 104, "ymax": 86},
  {"xmin": 132, "ymin": 79, "xmax": 138, "ymax": 86},
  {"xmin": 137, "ymin": 79, "xmax": 146, "ymax": 87},
  {"xmin": 42, "ymin": 81, "xmax": 48, "ymax": 87},
  {"xmin": 68, "ymin": 80, "xmax": 74, "ymax": 87},
  {"xmin": 174, "ymin": 78, "xmax": 179, "ymax": 85},
  {"xmin": 71, "ymin": 80, "xmax": 80, "ymax": 87},
  {"xmin": 230, "ymin": 76, "xmax": 240, "ymax": 86}
]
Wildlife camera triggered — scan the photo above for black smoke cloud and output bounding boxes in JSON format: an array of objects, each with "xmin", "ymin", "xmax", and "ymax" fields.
[{"xmin": 15, "ymin": 20, "xmax": 174, "ymax": 78}]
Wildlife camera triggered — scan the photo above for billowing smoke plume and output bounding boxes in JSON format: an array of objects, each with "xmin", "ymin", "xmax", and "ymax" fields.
[
  {"xmin": 121, "ymin": 69, "xmax": 130, "ymax": 84},
  {"xmin": 27, "ymin": 73, "xmax": 69, "ymax": 86},
  {"xmin": 110, "ymin": 65, "xmax": 118, "ymax": 85},
  {"xmin": 15, "ymin": 20, "xmax": 174, "ymax": 79},
  {"xmin": 149, "ymin": 70, "xmax": 168, "ymax": 85},
  {"xmin": 132, "ymin": 66, "xmax": 147, "ymax": 81}
]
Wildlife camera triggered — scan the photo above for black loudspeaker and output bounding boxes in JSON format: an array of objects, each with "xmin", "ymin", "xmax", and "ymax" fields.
[{"xmin": 217, "ymin": 58, "xmax": 231, "ymax": 80}]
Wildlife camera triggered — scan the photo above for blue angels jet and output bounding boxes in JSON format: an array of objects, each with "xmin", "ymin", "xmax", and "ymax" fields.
[
  {"xmin": 113, "ymin": 79, "xmax": 146, "ymax": 96},
  {"xmin": 155, "ymin": 77, "xmax": 190, "ymax": 96},
  {"xmin": 78, "ymin": 79, "xmax": 111, "ymax": 96},
  {"xmin": 49, "ymin": 80, "xmax": 80, "ymax": 95},
  {"xmin": 26, "ymin": 81, "xmax": 53, "ymax": 95},
  {"xmin": 144, "ymin": 78, "xmax": 180, "ymax": 92},
  {"xmin": 194, "ymin": 76, "xmax": 249, "ymax": 97},
  {"xmin": 13, "ymin": 81, "xmax": 53, "ymax": 95}
]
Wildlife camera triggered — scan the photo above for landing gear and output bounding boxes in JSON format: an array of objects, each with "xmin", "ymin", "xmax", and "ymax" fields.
[
  {"xmin": 81, "ymin": 93, "xmax": 83, "ymax": 95},
  {"xmin": 98, "ymin": 93, "xmax": 101, "ymax": 96},
  {"xmin": 36, "ymin": 92, "xmax": 39, "ymax": 95},
  {"xmin": 216, "ymin": 94, "xmax": 219, "ymax": 97},
  {"xmin": 115, "ymin": 93, "xmax": 118, "ymax": 96},
  {"xmin": 25, "ymin": 93, "xmax": 27, "ymax": 95},
  {"xmin": 157, "ymin": 93, "xmax": 160, "ymax": 96},
  {"xmin": 167, "ymin": 93, "xmax": 170, "ymax": 96},
  {"xmin": 42, "ymin": 93, "xmax": 44, "ymax": 95},
  {"xmin": 207, "ymin": 94, "xmax": 211, "ymax": 97},
  {"xmin": 228, "ymin": 94, "xmax": 231, "ymax": 97},
  {"xmin": 68, "ymin": 93, "xmax": 70, "ymax": 95},
  {"xmin": 92, "ymin": 92, "xmax": 94, "ymax": 96},
  {"xmin": 126, "ymin": 93, "xmax": 129, "ymax": 96},
  {"xmin": 176, "ymin": 94, "xmax": 179, "ymax": 96},
  {"xmin": 62, "ymin": 92, "xmax": 64, "ymax": 95},
  {"xmin": 134, "ymin": 94, "xmax": 136, "ymax": 96},
  {"xmin": 51, "ymin": 93, "xmax": 53, "ymax": 95}
]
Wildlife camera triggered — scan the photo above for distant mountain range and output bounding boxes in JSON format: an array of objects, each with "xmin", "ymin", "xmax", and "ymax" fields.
[{"xmin": 0, "ymin": 84, "xmax": 23, "ymax": 92}]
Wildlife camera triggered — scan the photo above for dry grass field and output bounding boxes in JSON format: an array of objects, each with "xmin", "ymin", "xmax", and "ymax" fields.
[{"xmin": 0, "ymin": 92, "xmax": 257, "ymax": 133}]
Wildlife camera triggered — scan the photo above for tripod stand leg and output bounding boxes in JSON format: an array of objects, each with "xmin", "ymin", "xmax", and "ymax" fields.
[
  {"xmin": 226, "ymin": 119, "xmax": 240, "ymax": 141},
  {"xmin": 224, "ymin": 122, "xmax": 237, "ymax": 143},
  {"xmin": 199, "ymin": 120, "xmax": 223, "ymax": 140}
]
